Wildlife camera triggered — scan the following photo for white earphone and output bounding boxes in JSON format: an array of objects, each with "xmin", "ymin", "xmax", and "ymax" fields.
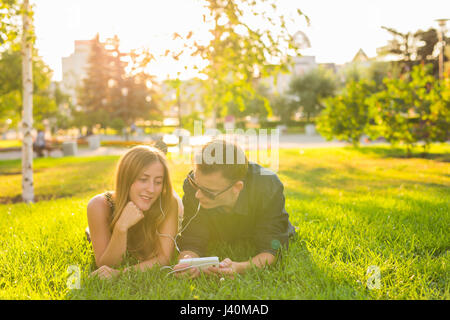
[{"xmin": 157, "ymin": 195, "xmax": 201, "ymax": 254}]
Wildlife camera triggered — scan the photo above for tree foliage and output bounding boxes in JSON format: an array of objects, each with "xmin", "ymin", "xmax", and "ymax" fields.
[
  {"xmin": 369, "ymin": 64, "xmax": 449, "ymax": 154},
  {"xmin": 316, "ymin": 79, "xmax": 377, "ymax": 146},
  {"xmin": 168, "ymin": 0, "xmax": 309, "ymax": 125},
  {"xmin": 317, "ymin": 64, "xmax": 449, "ymax": 155},
  {"xmin": 0, "ymin": 47, "xmax": 57, "ymax": 128},
  {"xmin": 77, "ymin": 34, "xmax": 111, "ymax": 129},
  {"xmin": 77, "ymin": 34, "xmax": 159, "ymax": 133},
  {"xmin": 0, "ymin": 0, "xmax": 21, "ymax": 47},
  {"xmin": 286, "ymin": 67, "xmax": 336, "ymax": 122},
  {"xmin": 379, "ymin": 26, "xmax": 449, "ymax": 77}
]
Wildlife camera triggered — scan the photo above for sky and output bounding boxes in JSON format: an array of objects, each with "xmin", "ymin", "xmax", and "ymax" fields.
[{"xmin": 31, "ymin": 0, "xmax": 450, "ymax": 82}]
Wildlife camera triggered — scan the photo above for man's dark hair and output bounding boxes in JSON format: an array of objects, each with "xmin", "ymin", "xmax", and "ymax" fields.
[
  {"xmin": 195, "ymin": 139, "xmax": 248, "ymax": 182},
  {"xmin": 152, "ymin": 138, "xmax": 168, "ymax": 155}
]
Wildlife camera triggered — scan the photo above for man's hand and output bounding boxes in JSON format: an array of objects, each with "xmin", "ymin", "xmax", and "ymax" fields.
[
  {"xmin": 89, "ymin": 265, "xmax": 120, "ymax": 280},
  {"xmin": 205, "ymin": 258, "xmax": 239, "ymax": 279}
]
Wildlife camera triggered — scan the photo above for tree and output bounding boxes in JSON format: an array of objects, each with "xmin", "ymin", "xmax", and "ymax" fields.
[
  {"xmin": 270, "ymin": 93, "xmax": 292, "ymax": 124},
  {"xmin": 21, "ymin": 0, "xmax": 34, "ymax": 202},
  {"xmin": 121, "ymin": 70, "xmax": 159, "ymax": 132},
  {"xmin": 0, "ymin": 48, "xmax": 58, "ymax": 129},
  {"xmin": 379, "ymin": 26, "xmax": 449, "ymax": 77},
  {"xmin": 241, "ymin": 82, "xmax": 271, "ymax": 120},
  {"xmin": 0, "ymin": 0, "xmax": 20, "ymax": 129},
  {"xmin": 77, "ymin": 34, "xmax": 111, "ymax": 130},
  {"xmin": 368, "ymin": 64, "xmax": 448, "ymax": 155},
  {"xmin": 165, "ymin": 76, "xmax": 183, "ymax": 127},
  {"xmin": 287, "ymin": 67, "xmax": 336, "ymax": 122},
  {"xmin": 366, "ymin": 61, "xmax": 392, "ymax": 90},
  {"xmin": 108, "ymin": 43, "xmax": 159, "ymax": 134},
  {"xmin": 414, "ymin": 28, "xmax": 446, "ymax": 77},
  {"xmin": 51, "ymin": 82, "xmax": 75, "ymax": 132},
  {"xmin": 431, "ymin": 75, "xmax": 450, "ymax": 144},
  {"xmin": 168, "ymin": 0, "xmax": 309, "ymax": 127},
  {"xmin": 378, "ymin": 26, "xmax": 417, "ymax": 74},
  {"xmin": 78, "ymin": 35, "xmax": 159, "ymax": 134},
  {"xmin": 0, "ymin": 0, "xmax": 20, "ymax": 48},
  {"xmin": 316, "ymin": 79, "xmax": 377, "ymax": 147}
]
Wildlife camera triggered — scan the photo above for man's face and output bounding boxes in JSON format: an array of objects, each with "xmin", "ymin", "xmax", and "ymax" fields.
[{"xmin": 192, "ymin": 169, "xmax": 243, "ymax": 210}]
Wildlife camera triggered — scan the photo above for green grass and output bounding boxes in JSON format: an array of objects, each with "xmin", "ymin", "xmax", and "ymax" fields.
[
  {"xmin": 0, "ymin": 156, "xmax": 117, "ymax": 202},
  {"xmin": 0, "ymin": 139, "xmax": 21, "ymax": 149},
  {"xmin": 0, "ymin": 145, "xmax": 449, "ymax": 300}
]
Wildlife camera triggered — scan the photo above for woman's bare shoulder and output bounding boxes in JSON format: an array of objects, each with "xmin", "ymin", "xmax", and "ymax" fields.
[{"xmin": 87, "ymin": 193, "xmax": 113, "ymax": 217}]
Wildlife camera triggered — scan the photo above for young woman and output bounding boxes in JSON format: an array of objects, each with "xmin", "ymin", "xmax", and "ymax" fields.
[{"xmin": 87, "ymin": 145, "xmax": 183, "ymax": 280}]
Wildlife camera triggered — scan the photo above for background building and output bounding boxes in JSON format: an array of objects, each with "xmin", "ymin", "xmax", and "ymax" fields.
[{"xmin": 61, "ymin": 40, "xmax": 93, "ymax": 106}]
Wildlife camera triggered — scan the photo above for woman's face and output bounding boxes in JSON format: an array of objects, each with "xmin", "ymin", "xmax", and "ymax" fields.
[{"xmin": 129, "ymin": 161, "xmax": 165, "ymax": 211}]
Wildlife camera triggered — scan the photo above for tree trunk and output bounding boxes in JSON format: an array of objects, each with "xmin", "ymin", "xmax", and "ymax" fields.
[
  {"xmin": 422, "ymin": 143, "xmax": 430, "ymax": 158},
  {"xmin": 177, "ymin": 86, "xmax": 182, "ymax": 128},
  {"xmin": 21, "ymin": 0, "xmax": 34, "ymax": 203},
  {"xmin": 406, "ymin": 145, "xmax": 412, "ymax": 158}
]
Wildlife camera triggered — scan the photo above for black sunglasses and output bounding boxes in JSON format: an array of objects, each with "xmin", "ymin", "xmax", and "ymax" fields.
[{"xmin": 188, "ymin": 171, "xmax": 236, "ymax": 200}]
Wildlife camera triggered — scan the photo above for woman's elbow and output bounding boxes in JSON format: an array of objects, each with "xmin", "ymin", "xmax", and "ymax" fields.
[
  {"xmin": 157, "ymin": 253, "xmax": 172, "ymax": 266},
  {"xmin": 95, "ymin": 256, "xmax": 117, "ymax": 269},
  {"xmin": 95, "ymin": 258, "xmax": 107, "ymax": 269}
]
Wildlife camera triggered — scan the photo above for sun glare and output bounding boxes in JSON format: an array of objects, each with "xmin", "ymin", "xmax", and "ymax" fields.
[{"xmin": 32, "ymin": 0, "xmax": 450, "ymax": 81}]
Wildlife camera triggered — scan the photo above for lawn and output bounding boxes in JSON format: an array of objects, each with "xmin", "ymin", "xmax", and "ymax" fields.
[
  {"xmin": 0, "ymin": 139, "xmax": 21, "ymax": 149},
  {"xmin": 0, "ymin": 145, "xmax": 449, "ymax": 299}
]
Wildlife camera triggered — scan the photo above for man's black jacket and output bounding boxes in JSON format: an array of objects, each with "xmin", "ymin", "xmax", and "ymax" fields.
[{"xmin": 178, "ymin": 162, "xmax": 296, "ymax": 257}]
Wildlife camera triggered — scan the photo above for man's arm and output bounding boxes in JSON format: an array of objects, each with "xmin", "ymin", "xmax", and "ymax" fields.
[
  {"xmin": 237, "ymin": 252, "xmax": 276, "ymax": 272},
  {"xmin": 209, "ymin": 252, "xmax": 276, "ymax": 276},
  {"xmin": 252, "ymin": 182, "xmax": 291, "ymax": 257},
  {"xmin": 208, "ymin": 180, "xmax": 289, "ymax": 277}
]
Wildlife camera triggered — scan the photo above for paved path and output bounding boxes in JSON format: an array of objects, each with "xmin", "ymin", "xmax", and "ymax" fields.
[
  {"xmin": 0, "ymin": 134, "xmax": 357, "ymax": 161},
  {"xmin": 0, "ymin": 146, "xmax": 126, "ymax": 160}
]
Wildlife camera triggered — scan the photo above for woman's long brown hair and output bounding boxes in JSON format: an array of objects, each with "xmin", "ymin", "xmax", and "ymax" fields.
[{"xmin": 109, "ymin": 145, "xmax": 176, "ymax": 261}]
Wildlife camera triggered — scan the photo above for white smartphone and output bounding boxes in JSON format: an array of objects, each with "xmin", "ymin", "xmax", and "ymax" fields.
[{"xmin": 178, "ymin": 256, "xmax": 220, "ymax": 271}]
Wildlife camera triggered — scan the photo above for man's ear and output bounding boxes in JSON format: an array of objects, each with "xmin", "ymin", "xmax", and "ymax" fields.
[{"xmin": 233, "ymin": 181, "xmax": 244, "ymax": 193}]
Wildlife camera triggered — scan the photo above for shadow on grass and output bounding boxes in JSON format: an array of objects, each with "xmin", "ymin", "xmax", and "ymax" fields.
[
  {"xmin": 281, "ymin": 161, "xmax": 449, "ymax": 199},
  {"xmin": 279, "ymin": 161, "xmax": 448, "ymax": 297},
  {"xmin": 349, "ymin": 146, "xmax": 450, "ymax": 162},
  {"xmin": 280, "ymin": 166, "xmax": 336, "ymax": 193},
  {"xmin": 334, "ymin": 195, "xmax": 449, "ymax": 297},
  {"xmin": 66, "ymin": 236, "xmax": 370, "ymax": 300},
  {"xmin": 276, "ymin": 241, "xmax": 371, "ymax": 299},
  {"xmin": 0, "ymin": 192, "xmax": 81, "ymax": 204},
  {"xmin": 343, "ymin": 195, "xmax": 449, "ymax": 243},
  {"xmin": 0, "ymin": 157, "xmax": 116, "ymax": 204}
]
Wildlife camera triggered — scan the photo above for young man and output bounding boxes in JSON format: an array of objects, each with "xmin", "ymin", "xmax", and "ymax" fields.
[{"xmin": 173, "ymin": 139, "xmax": 296, "ymax": 278}]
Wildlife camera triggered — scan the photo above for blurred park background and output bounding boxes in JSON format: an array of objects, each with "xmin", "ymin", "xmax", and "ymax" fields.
[
  {"xmin": 1, "ymin": 0, "xmax": 449, "ymax": 159},
  {"xmin": 0, "ymin": 0, "xmax": 449, "ymax": 300}
]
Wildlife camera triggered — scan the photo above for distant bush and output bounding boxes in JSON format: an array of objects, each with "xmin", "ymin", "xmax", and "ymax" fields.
[
  {"xmin": 317, "ymin": 64, "xmax": 450, "ymax": 156},
  {"xmin": 100, "ymin": 140, "xmax": 151, "ymax": 148},
  {"xmin": 317, "ymin": 79, "xmax": 378, "ymax": 147}
]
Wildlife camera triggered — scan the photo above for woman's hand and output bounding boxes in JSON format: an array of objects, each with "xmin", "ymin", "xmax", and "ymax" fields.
[
  {"xmin": 172, "ymin": 262, "xmax": 201, "ymax": 279},
  {"xmin": 89, "ymin": 265, "xmax": 120, "ymax": 280},
  {"xmin": 115, "ymin": 201, "xmax": 144, "ymax": 232},
  {"xmin": 172, "ymin": 253, "xmax": 201, "ymax": 279}
]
